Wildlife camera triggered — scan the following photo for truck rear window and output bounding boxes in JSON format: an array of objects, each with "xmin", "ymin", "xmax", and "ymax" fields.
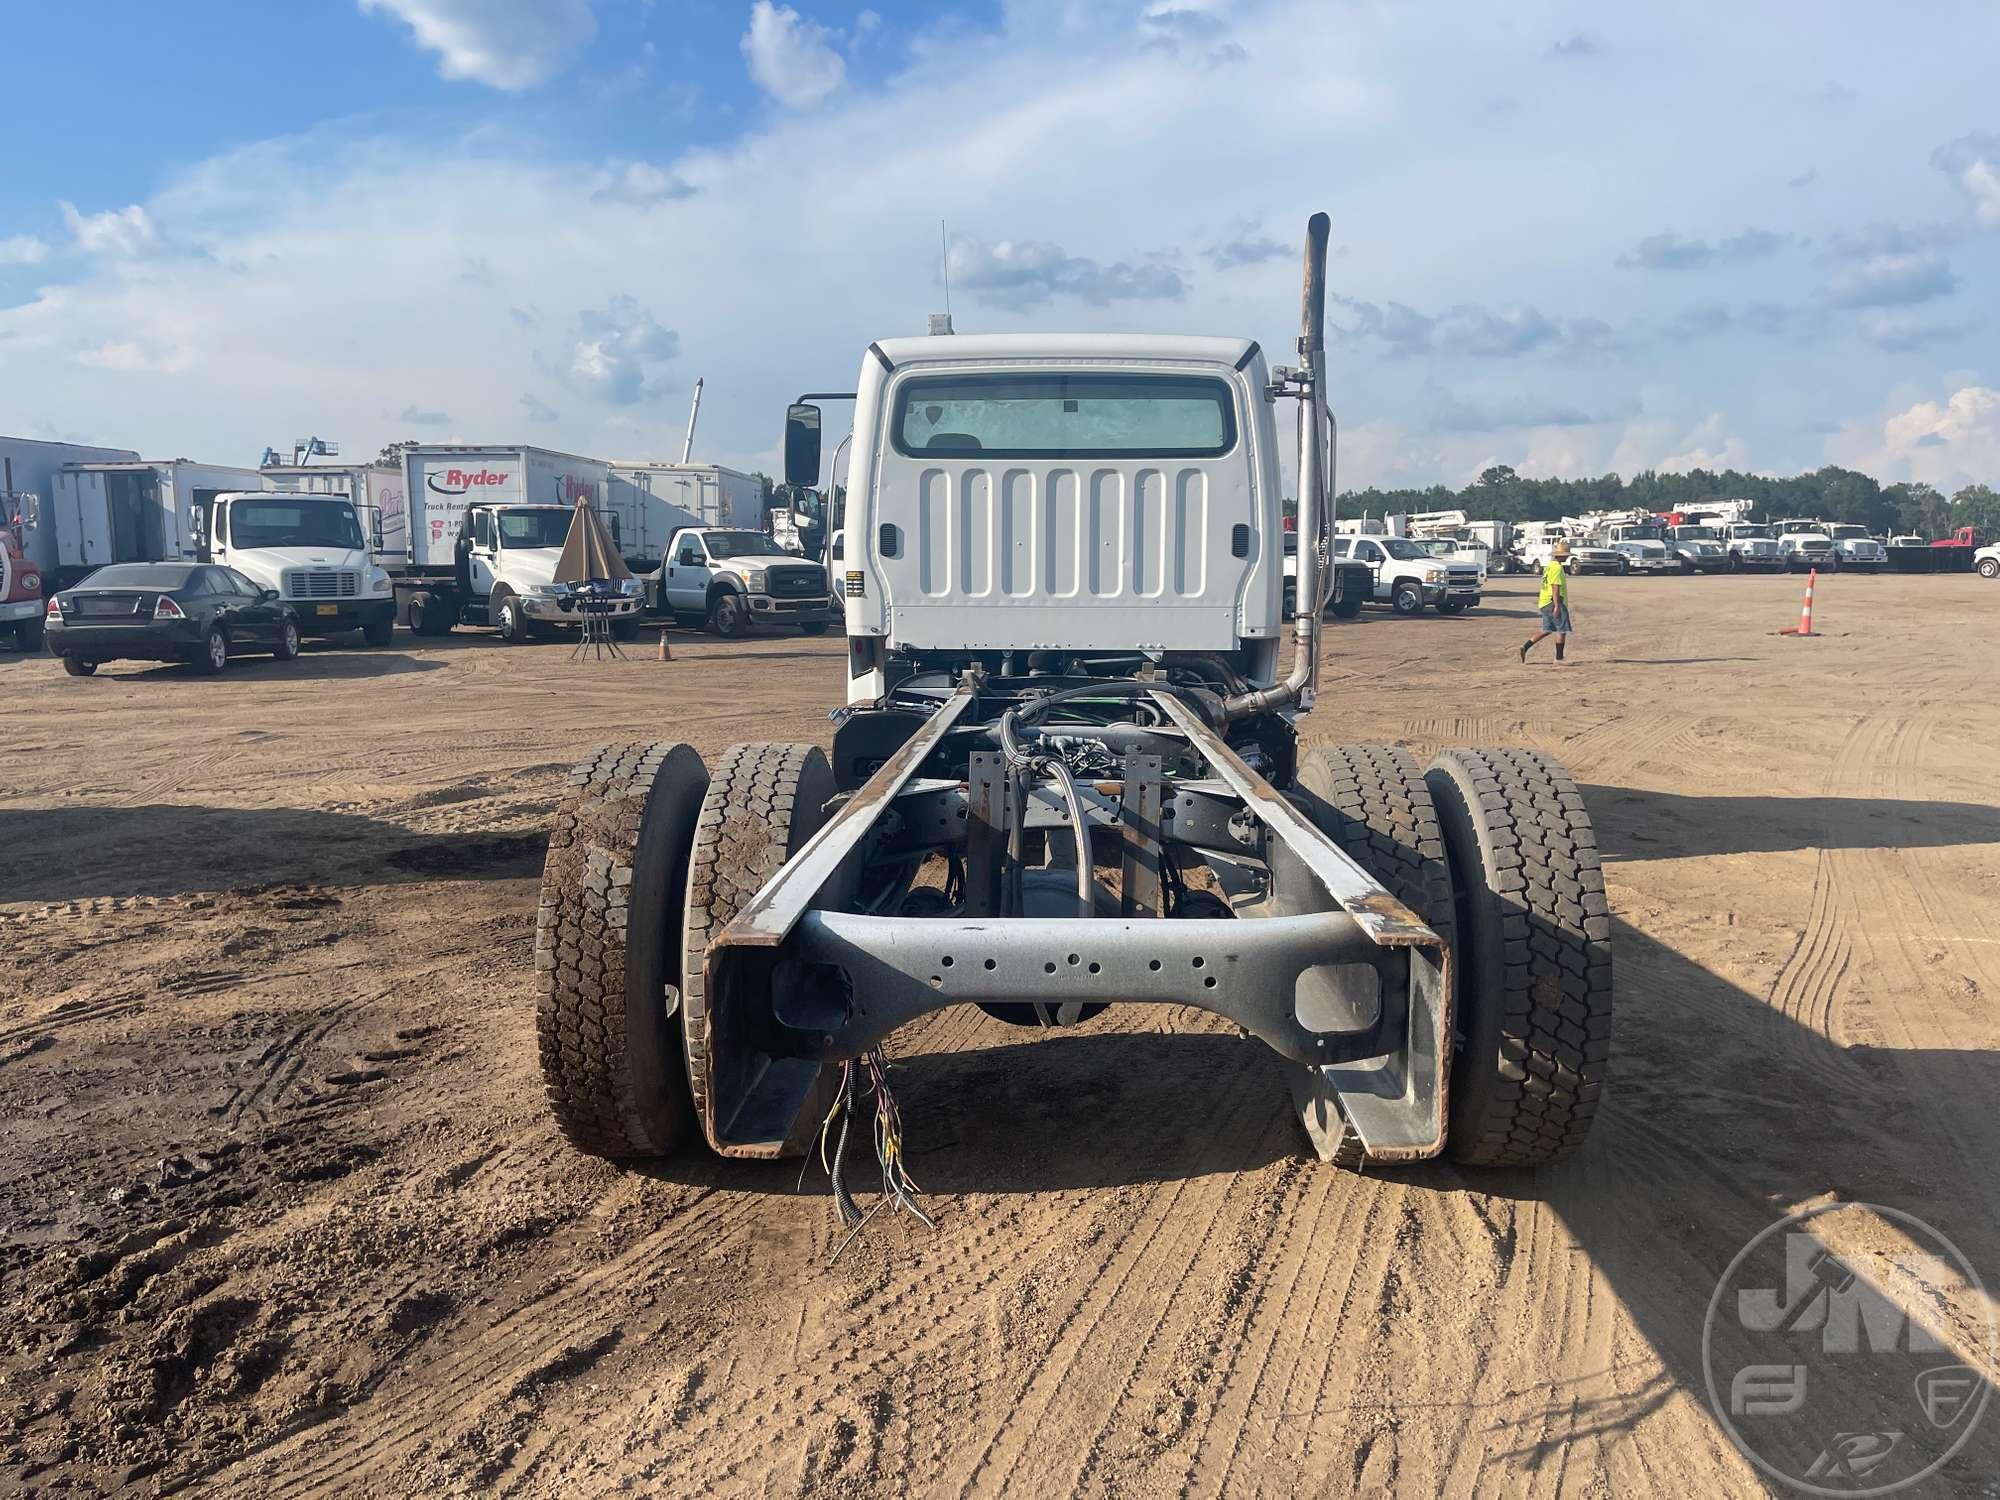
[{"xmin": 891, "ymin": 373, "xmax": 1236, "ymax": 460}]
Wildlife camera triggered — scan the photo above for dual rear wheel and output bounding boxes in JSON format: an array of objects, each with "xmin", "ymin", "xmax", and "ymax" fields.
[
  {"xmin": 1298, "ymin": 743, "xmax": 1613, "ymax": 1168},
  {"xmin": 533, "ymin": 738, "xmax": 833, "ymax": 1159}
]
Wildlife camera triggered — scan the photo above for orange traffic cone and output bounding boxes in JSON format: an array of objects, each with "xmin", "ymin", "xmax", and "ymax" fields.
[
  {"xmin": 657, "ymin": 628, "xmax": 672, "ymax": 662},
  {"xmin": 1779, "ymin": 569, "xmax": 1818, "ymax": 637}
]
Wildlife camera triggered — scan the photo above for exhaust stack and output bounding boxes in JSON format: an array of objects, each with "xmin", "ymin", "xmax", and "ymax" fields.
[{"xmin": 1226, "ymin": 211, "xmax": 1332, "ymax": 720}]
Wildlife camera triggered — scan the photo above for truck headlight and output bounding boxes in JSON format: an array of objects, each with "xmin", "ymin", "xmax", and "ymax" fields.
[
  {"xmin": 619, "ymin": 578, "xmax": 644, "ymax": 596},
  {"xmin": 367, "ymin": 567, "xmax": 391, "ymax": 594},
  {"xmin": 530, "ymin": 583, "xmax": 564, "ymax": 597},
  {"xmin": 744, "ymin": 568, "xmax": 767, "ymax": 593},
  {"xmin": 1424, "ymin": 567, "xmax": 1445, "ymax": 583}
]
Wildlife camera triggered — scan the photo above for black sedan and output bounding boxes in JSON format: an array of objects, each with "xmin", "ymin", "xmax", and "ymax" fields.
[{"xmin": 45, "ymin": 563, "xmax": 301, "ymax": 677}]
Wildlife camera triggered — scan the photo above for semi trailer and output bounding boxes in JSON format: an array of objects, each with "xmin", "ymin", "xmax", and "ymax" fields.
[{"xmin": 530, "ymin": 215, "xmax": 1613, "ymax": 1188}]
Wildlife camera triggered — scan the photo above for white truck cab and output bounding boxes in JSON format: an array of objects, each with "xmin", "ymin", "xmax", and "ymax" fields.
[
  {"xmin": 1824, "ymin": 523, "xmax": 1885, "ymax": 572},
  {"xmin": 1666, "ymin": 523, "xmax": 1729, "ymax": 572},
  {"xmin": 193, "ymin": 491, "xmax": 394, "ymax": 644},
  {"xmin": 1774, "ymin": 519, "xmax": 1835, "ymax": 572},
  {"xmin": 1722, "ymin": 521, "xmax": 1786, "ymax": 571},
  {"xmin": 658, "ymin": 525, "xmax": 834, "ymax": 637},
  {"xmin": 810, "ymin": 334, "xmax": 1286, "ymax": 703},
  {"xmin": 395, "ymin": 501, "xmax": 645, "ymax": 641},
  {"xmin": 1596, "ymin": 522, "xmax": 1677, "ymax": 574}
]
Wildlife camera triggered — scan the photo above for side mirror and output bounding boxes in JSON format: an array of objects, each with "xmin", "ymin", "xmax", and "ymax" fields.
[
  {"xmin": 784, "ymin": 404, "xmax": 822, "ymax": 489},
  {"xmin": 260, "ymin": 588, "xmax": 280, "ymax": 602}
]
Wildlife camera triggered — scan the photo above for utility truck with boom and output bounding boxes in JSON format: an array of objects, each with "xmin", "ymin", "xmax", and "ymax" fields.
[{"xmin": 529, "ymin": 217, "xmax": 1613, "ymax": 1189}]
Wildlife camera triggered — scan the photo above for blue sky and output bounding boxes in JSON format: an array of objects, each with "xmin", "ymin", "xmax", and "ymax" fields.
[{"xmin": 4, "ymin": 0, "xmax": 1998, "ymax": 492}]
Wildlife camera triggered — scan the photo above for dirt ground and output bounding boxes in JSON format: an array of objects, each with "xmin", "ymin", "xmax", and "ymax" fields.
[{"xmin": 4, "ymin": 570, "xmax": 1999, "ymax": 1497}]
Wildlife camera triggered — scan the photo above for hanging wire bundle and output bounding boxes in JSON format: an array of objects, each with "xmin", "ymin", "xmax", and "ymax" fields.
[{"xmin": 809, "ymin": 1045, "xmax": 935, "ymax": 1264}]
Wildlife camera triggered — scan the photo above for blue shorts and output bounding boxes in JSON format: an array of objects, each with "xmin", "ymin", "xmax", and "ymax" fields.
[{"xmin": 1539, "ymin": 602, "xmax": 1572, "ymax": 633}]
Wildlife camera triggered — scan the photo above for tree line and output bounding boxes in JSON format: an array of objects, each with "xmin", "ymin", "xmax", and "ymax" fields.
[{"xmin": 1334, "ymin": 466, "xmax": 1999, "ymax": 540}]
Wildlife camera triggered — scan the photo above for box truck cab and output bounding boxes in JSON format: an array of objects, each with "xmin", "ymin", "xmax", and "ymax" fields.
[
  {"xmin": 396, "ymin": 501, "xmax": 645, "ymax": 642},
  {"xmin": 192, "ymin": 491, "xmax": 395, "ymax": 645}
]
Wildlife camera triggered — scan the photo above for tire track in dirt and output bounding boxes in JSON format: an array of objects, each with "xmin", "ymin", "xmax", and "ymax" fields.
[
  {"xmin": 214, "ymin": 1174, "xmax": 784, "ymax": 1497},
  {"xmin": 509, "ymin": 1029, "xmax": 1290, "ymax": 1495}
]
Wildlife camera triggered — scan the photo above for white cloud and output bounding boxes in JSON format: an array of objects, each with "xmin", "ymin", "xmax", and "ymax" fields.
[
  {"xmin": 1610, "ymin": 413, "xmax": 1750, "ymax": 475},
  {"xmin": 1932, "ymin": 133, "xmax": 2000, "ymax": 228},
  {"xmin": 0, "ymin": 235, "xmax": 48, "ymax": 266},
  {"xmin": 1829, "ymin": 385, "xmax": 2000, "ymax": 492},
  {"xmin": 948, "ymin": 236, "xmax": 1184, "ymax": 309},
  {"xmin": 357, "ymin": 0, "xmax": 596, "ymax": 90},
  {"xmin": 1814, "ymin": 252, "xmax": 1959, "ymax": 309},
  {"xmin": 590, "ymin": 161, "xmax": 697, "ymax": 206},
  {"xmin": 521, "ymin": 392, "xmax": 561, "ymax": 423},
  {"xmin": 59, "ymin": 202, "xmax": 158, "ymax": 258},
  {"xmin": 73, "ymin": 339, "xmax": 194, "ymax": 375},
  {"xmin": 555, "ymin": 296, "xmax": 680, "ymax": 405},
  {"xmin": 741, "ymin": 2, "xmax": 846, "ymax": 109}
]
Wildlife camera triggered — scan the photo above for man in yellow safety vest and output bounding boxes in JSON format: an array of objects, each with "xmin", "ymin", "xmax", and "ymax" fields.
[{"xmin": 1519, "ymin": 542, "xmax": 1574, "ymax": 663}]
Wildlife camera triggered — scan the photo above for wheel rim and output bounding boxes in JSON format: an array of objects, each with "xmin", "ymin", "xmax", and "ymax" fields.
[
  {"xmin": 209, "ymin": 633, "xmax": 226, "ymax": 669},
  {"xmin": 284, "ymin": 623, "xmax": 298, "ymax": 655}
]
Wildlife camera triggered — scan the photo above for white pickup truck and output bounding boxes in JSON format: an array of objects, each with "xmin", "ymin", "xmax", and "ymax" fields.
[
  {"xmin": 657, "ymin": 526, "xmax": 834, "ymax": 637},
  {"xmin": 395, "ymin": 501, "xmax": 646, "ymax": 641},
  {"xmin": 193, "ymin": 491, "xmax": 395, "ymax": 644},
  {"xmin": 1331, "ymin": 532, "xmax": 1482, "ymax": 614}
]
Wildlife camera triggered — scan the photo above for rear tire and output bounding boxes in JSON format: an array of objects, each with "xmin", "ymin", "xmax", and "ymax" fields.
[
  {"xmin": 681, "ymin": 742, "xmax": 836, "ymax": 1131},
  {"xmin": 1295, "ymin": 745, "xmax": 1457, "ymax": 1168},
  {"xmin": 274, "ymin": 617, "xmax": 301, "ymax": 660},
  {"xmin": 408, "ymin": 591, "xmax": 451, "ymax": 636},
  {"xmin": 1425, "ymin": 748, "xmax": 1612, "ymax": 1167},
  {"xmin": 535, "ymin": 742, "xmax": 710, "ymax": 1159},
  {"xmin": 62, "ymin": 655, "xmax": 96, "ymax": 677},
  {"xmin": 196, "ymin": 626, "xmax": 228, "ymax": 675}
]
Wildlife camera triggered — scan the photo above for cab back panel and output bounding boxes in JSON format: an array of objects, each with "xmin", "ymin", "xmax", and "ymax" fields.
[{"xmin": 883, "ymin": 460, "xmax": 1240, "ymax": 650}]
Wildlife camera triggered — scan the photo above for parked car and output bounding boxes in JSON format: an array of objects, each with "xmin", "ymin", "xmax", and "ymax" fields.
[{"xmin": 44, "ymin": 562, "xmax": 301, "ymax": 677}]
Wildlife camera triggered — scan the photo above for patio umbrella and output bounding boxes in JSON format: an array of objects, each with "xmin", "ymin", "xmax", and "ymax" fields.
[{"xmin": 553, "ymin": 498, "xmax": 631, "ymax": 585}]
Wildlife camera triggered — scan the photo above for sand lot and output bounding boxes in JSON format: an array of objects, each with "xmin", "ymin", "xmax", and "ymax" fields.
[{"xmin": 4, "ymin": 570, "xmax": 1998, "ymax": 1496}]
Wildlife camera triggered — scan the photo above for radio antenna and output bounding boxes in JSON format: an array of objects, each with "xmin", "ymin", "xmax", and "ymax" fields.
[{"xmin": 940, "ymin": 218, "xmax": 951, "ymax": 317}]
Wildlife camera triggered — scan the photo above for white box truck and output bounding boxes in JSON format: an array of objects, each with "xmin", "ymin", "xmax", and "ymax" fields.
[
  {"xmin": 2, "ymin": 436, "xmax": 143, "ymax": 598},
  {"xmin": 263, "ymin": 463, "xmax": 410, "ymax": 565},
  {"xmin": 393, "ymin": 445, "xmax": 648, "ymax": 641},
  {"xmin": 608, "ymin": 461, "xmax": 763, "ymax": 546},
  {"xmin": 46, "ymin": 460, "xmax": 266, "ymax": 589}
]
